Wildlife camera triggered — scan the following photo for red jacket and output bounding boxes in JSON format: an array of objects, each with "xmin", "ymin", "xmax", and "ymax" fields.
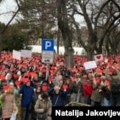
[{"xmin": 82, "ymin": 81, "xmax": 93, "ymax": 96}]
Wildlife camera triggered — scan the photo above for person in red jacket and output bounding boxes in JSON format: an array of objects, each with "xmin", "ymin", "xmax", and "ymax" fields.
[{"xmin": 81, "ymin": 78, "xmax": 93, "ymax": 105}]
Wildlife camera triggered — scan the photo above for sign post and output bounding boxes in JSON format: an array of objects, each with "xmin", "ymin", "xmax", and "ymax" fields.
[
  {"xmin": 42, "ymin": 39, "xmax": 54, "ymax": 80},
  {"xmin": 42, "ymin": 39, "xmax": 54, "ymax": 64}
]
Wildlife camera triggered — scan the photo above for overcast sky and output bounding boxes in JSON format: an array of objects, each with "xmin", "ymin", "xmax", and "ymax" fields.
[{"xmin": 0, "ymin": 0, "xmax": 18, "ymax": 24}]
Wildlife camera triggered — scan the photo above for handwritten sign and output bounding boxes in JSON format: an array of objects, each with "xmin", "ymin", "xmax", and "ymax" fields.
[
  {"xmin": 94, "ymin": 54, "xmax": 103, "ymax": 62},
  {"xmin": 84, "ymin": 61, "xmax": 97, "ymax": 70}
]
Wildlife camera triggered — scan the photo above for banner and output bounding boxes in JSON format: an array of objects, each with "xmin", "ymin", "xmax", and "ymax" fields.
[
  {"xmin": 21, "ymin": 50, "xmax": 32, "ymax": 58},
  {"xmin": 13, "ymin": 50, "xmax": 21, "ymax": 60},
  {"xmin": 84, "ymin": 61, "xmax": 97, "ymax": 70}
]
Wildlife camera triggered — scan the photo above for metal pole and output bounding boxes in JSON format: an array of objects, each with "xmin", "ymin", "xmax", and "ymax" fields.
[{"xmin": 45, "ymin": 64, "xmax": 49, "ymax": 81}]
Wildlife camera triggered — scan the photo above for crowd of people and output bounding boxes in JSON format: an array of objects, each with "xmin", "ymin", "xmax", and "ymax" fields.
[{"xmin": 0, "ymin": 51, "xmax": 120, "ymax": 120}]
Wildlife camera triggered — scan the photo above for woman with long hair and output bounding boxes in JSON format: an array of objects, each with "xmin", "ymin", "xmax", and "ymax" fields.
[
  {"xmin": 1, "ymin": 85, "xmax": 17, "ymax": 120},
  {"xmin": 34, "ymin": 93, "xmax": 52, "ymax": 120}
]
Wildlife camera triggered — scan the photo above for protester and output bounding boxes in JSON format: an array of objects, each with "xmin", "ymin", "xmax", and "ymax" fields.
[
  {"xmin": 90, "ymin": 82, "xmax": 103, "ymax": 106},
  {"xmin": 81, "ymin": 77, "xmax": 93, "ymax": 105},
  {"xmin": 31, "ymin": 86, "xmax": 41, "ymax": 120},
  {"xmin": 20, "ymin": 78, "xmax": 34, "ymax": 120},
  {"xmin": 1, "ymin": 85, "xmax": 18, "ymax": 120},
  {"xmin": 100, "ymin": 75, "xmax": 111, "ymax": 106},
  {"xmin": 49, "ymin": 84, "xmax": 67, "ymax": 106},
  {"xmin": 5, "ymin": 73, "xmax": 13, "ymax": 84},
  {"xmin": 31, "ymin": 73, "xmax": 41, "ymax": 88},
  {"xmin": 34, "ymin": 93, "xmax": 52, "ymax": 120},
  {"xmin": 105, "ymin": 67, "xmax": 120, "ymax": 106},
  {"xmin": 69, "ymin": 80, "xmax": 79, "ymax": 102}
]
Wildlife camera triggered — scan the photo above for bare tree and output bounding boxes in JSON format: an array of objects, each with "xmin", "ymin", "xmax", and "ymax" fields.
[
  {"xmin": 67, "ymin": 0, "xmax": 120, "ymax": 59},
  {"xmin": 0, "ymin": 0, "xmax": 21, "ymax": 52}
]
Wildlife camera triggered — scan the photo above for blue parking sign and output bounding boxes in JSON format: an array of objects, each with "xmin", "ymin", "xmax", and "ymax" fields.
[{"xmin": 42, "ymin": 39, "xmax": 54, "ymax": 51}]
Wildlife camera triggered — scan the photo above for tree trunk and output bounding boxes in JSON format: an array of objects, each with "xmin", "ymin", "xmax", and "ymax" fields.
[
  {"xmin": 106, "ymin": 40, "xmax": 110, "ymax": 55},
  {"xmin": 87, "ymin": 50, "xmax": 93, "ymax": 61},
  {"xmin": 64, "ymin": 49, "xmax": 74, "ymax": 68},
  {"xmin": 57, "ymin": 0, "xmax": 74, "ymax": 68},
  {"xmin": 57, "ymin": 28, "xmax": 60, "ymax": 54},
  {"xmin": 118, "ymin": 42, "xmax": 120, "ymax": 54},
  {"xmin": 0, "ymin": 34, "xmax": 2, "ymax": 52},
  {"xmin": 87, "ymin": 34, "xmax": 97, "ymax": 60},
  {"xmin": 97, "ymin": 46, "xmax": 102, "ymax": 54}
]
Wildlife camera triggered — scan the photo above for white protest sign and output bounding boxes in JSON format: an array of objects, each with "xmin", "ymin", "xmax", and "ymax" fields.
[
  {"xmin": 84, "ymin": 61, "xmax": 97, "ymax": 70},
  {"xmin": 13, "ymin": 50, "xmax": 21, "ymax": 60},
  {"xmin": 94, "ymin": 54, "xmax": 103, "ymax": 62},
  {"xmin": 21, "ymin": 50, "xmax": 32, "ymax": 58}
]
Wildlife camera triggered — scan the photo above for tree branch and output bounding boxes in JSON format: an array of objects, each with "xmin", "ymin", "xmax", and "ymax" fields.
[
  {"xmin": 1, "ymin": 9, "xmax": 20, "ymax": 34},
  {"xmin": 110, "ymin": 0, "xmax": 120, "ymax": 12},
  {"xmin": 99, "ymin": 13, "xmax": 120, "ymax": 49},
  {"xmin": 1, "ymin": 0, "xmax": 21, "ymax": 33},
  {"xmin": 0, "ymin": 11, "xmax": 16, "ymax": 16},
  {"xmin": 68, "ymin": 14, "xmax": 87, "ymax": 51},
  {"xmin": 84, "ymin": 0, "xmax": 90, "ymax": 7},
  {"xmin": 94, "ymin": 0, "xmax": 111, "ymax": 28}
]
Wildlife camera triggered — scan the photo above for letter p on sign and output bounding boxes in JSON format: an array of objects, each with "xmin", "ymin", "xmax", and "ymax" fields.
[
  {"xmin": 45, "ymin": 41, "xmax": 51, "ymax": 50},
  {"xmin": 42, "ymin": 39, "xmax": 54, "ymax": 51}
]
